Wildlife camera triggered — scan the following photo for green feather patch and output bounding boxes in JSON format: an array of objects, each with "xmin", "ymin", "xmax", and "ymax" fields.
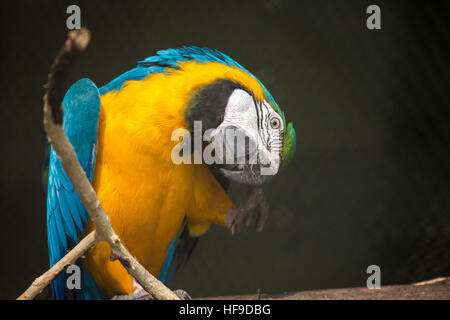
[
  {"xmin": 262, "ymin": 92, "xmax": 296, "ymax": 170},
  {"xmin": 280, "ymin": 122, "xmax": 296, "ymax": 169}
]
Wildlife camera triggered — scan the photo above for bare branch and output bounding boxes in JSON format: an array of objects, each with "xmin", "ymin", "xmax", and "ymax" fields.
[
  {"xmin": 45, "ymin": 28, "xmax": 90, "ymax": 124},
  {"xmin": 19, "ymin": 28, "xmax": 179, "ymax": 300},
  {"xmin": 202, "ymin": 277, "xmax": 450, "ymax": 300},
  {"xmin": 18, "ymin": 231, "xmax": 96, "ymax": 300}
]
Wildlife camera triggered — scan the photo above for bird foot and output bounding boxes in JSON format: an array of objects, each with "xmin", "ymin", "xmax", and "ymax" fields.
[
  {"xmin": 226, "ymin": 186, "xmax": 269, "ymax": 234},
  {"xmin": 111, "ymin": 289, "xmax": 192, "ymax": 300},
  {"xmin": 111, "ymin": 288, "xmax": 154, "ymax": 300},
  {"xmin": 111, "ymin": 279, "xmax": 192, "ymax": 300},
  {"xmin": 173, "ymin": 289, "xmax": 192, "ymax": 300}
]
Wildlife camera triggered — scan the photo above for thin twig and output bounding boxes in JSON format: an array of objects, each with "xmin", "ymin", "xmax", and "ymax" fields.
[{"xmin": 17, "ymin": 231, "xmax": 96, "ymax": 300}]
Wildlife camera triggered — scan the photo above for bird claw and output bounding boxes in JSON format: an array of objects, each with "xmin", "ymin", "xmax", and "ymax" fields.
[
  {"xmin": 111, "ymin": 289, "xmax": 154, "ymax": 300},
  {"xmin": 111, "ymin": 288, "xmax": 192, "ymax": 300},
  {"xmin": 226, "ymin": 186, "xmax": 269, "ymax": 234},
  {"xmin": 111, "ymin": 278, "xmax": 192, "ymax": 300},
  {"xmin": 173, "ymin": 289, "xmax": 192, "ymax": 300}
]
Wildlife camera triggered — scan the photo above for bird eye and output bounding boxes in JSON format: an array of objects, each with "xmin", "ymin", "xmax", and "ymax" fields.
[{"xmin": 270, "ymin": 117, "xmax": 281, "ymax": 129}]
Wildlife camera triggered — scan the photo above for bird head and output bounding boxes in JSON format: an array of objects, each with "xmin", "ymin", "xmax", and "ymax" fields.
[
  {"xmin": 192, "ymin": 81, "xmax": 296, "ymax": 186},
  {"xmin": 175, "ymin": 48, "xmax": 296, "ymax": 186}
]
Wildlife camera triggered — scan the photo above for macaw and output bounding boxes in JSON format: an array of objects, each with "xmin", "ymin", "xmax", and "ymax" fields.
[{"xmin": 46, "ymin": 47, "xmax": 296, "ymax": 300}]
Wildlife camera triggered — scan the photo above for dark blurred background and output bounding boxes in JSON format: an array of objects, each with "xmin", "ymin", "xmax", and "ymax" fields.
[{"xmin": 1, "ymin": 0, "xmax": 449, "ymax": 299}]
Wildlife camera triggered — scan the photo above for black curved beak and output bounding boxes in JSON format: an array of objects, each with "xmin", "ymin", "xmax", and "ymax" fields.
[{"xmin": 214, "ymin": 125, "xmax": 276, "ymax": 186}]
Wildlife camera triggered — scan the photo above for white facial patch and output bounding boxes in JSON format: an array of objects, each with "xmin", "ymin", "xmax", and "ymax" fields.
[
  {"xmin": 211, "ymin": 89, "xmax": 282, "ymax": 176},
  {"xmin": 220, "ymin": 89, "xmax": 259, "ymax": 142}
]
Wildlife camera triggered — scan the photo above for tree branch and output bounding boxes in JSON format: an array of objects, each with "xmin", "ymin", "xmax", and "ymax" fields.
[
  {"xmin": 19, "ymin": 28, "xmax": 179, "ymax": 300},
  {"xmin": 201, "ymin": 277, "xmax": 450, "ymax": 300},
  {"xmin": 17, "ymin": 231, "xmax": 96, "ymax": 300}
]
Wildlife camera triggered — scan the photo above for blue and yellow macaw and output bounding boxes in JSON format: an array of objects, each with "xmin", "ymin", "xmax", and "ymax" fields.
[{"xmin": 46, "ymin": 47, "xmax": 296, "ymax": 299}]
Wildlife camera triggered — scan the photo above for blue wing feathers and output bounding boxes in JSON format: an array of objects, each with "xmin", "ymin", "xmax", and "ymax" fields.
[
  {"xmin": 46, "ymin": 78, "xmax": 101, "ymax": 299},
  {"xmin": 158, "ymin": 221, "xmax": 186, "ymax": 284}
]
